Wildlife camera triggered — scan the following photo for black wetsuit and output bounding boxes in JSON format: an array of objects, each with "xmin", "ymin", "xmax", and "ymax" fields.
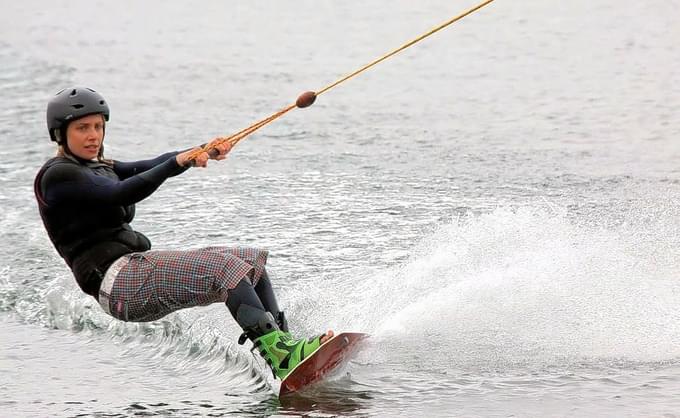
[{"xmin": 34, "ymin": 152, "xmax": 188, "ymax": 298}]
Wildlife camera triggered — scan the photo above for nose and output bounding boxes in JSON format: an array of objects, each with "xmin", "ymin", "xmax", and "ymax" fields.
[{"xmin": 86, "ymin": 127, "xmax": 101, "ymax": 141}]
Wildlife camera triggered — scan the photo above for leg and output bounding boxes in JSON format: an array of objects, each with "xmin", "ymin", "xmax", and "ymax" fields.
[
  {"xmin": 99, "ymin": 248, "xmax": 332, "ymax": 380},
  {"xmin": 202, "ymin": 246, "xmax": 269, "ymax": 286},
  {"xmin": 202, "ymin": 247, "xmax": 287, "ymax": 331},
  {"xmin": 100, "ymin": 249, "xmax": 253, "ymax": 322},
  {"xmin": 225, "ymin": 279, "xmax": 278, "ymax": 341},
  {"xmin": 225, "ymin": 276, "xmax": 333, "ymax": 379},
  {"xmin": 254, "ymin": 269, "xmax": 289, "ymax": 332},
  {"xmin": 253, "ymin": 269, "xmax": 279, "ymax": 316}
]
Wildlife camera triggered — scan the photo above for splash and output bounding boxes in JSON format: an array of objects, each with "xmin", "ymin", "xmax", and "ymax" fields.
[{"xmin": 331, "ymin": 203, "xmax": 680, "ymax": 367}]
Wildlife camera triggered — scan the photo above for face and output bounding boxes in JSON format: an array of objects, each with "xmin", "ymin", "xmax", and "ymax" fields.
[{"xmin": 65, "ymin": 114, "xmax": 105, "ymax": 160}]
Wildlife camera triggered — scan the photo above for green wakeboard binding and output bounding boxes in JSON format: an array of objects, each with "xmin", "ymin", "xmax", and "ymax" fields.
[
  {"xmin": 236, "ymin": 304, "xmax": 324, "ymax": 380},
  {"xmin": 253, "ymin": 329, "xmax": 325, "ymax": 380}
]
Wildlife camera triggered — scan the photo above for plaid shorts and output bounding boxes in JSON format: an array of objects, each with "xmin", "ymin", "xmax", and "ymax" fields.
[{"xmin": 98, "ymin": 246, "xmax": 268, "ymax": 322}]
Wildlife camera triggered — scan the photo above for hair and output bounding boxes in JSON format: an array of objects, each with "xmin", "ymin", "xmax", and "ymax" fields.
[{"xmin": 54, "ymin": 116, "xmax": 113, "ymax": 166}]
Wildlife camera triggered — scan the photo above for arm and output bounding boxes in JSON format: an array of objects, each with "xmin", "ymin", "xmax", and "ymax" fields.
[
  {"xmin": 42, "ymin": 141, "xmax": 233, "ymax": 206},
  {"xmin": 112, "ymin": 141, "xmax": 222, "ymax": 179},
  {"xmin": 113, "ymin": 151, "xmax": 182, "ymax": 179},
  {"xmin": 42, "ymin": 158, "xmax": 187, "ymax": 207}
]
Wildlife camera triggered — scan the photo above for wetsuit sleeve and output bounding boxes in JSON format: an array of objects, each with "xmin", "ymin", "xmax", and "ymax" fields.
[
  {"xmin": 41, "ymin": 158, "xmax": 188, "ymax": 207},
  {"xmin": 113, "ymin": 151, "xmax": 183, "ymax": 179}
]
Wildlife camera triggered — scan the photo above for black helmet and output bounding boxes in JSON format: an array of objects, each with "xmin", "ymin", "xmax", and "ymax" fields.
[{"xmin": 47, "ymin": 87, "xmax": 110, "ymax": 142}]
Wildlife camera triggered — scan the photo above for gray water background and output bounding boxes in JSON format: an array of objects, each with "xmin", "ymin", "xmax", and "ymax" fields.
[{"xmin": 1, "ymin": 0, "xmax": 680, "ymax": 417}]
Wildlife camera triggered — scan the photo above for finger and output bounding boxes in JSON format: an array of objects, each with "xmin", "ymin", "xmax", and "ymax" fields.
[
  {"xmin": 217, "ymin": 143, "xmax": 231, "ymax": 155},
  {"xmin": 183, "ymin": 147, "xmax": 204, "ymax": 167},
  {"xmin": 196, "ymin": 153, "xmax": 209, "ymax": 167}
]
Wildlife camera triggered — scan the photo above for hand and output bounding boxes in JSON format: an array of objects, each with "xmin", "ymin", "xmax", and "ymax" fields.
[
  {"xmin": 176, "ymin": 147, "xmax": 209, "ymax": 167},
  {"xmin": 210, "ymin": 141, "xmax": 232, "ymax": 161},
  {"xmin": 175, "ymin": 141, "xmax": 232, "ymax": 168}
]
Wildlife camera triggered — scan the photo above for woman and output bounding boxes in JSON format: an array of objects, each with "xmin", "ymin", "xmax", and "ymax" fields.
[{"xmin": 34, "ymin": 86, "xmax": 332, "ymax": 380}]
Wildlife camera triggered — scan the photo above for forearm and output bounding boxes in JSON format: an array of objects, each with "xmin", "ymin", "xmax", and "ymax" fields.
[
  {"xmin": 114, "ymin": 151, "xmax": 182, "ymax": 178},
  {"xmin": 137, "ymin": 154, "xmax": 188, "ymax": 184}
]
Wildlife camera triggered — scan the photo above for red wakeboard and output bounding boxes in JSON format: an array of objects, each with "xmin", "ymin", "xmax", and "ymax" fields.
[{"xmin": 279, "ymin": 332, "xmax": 368, "ymax": 396}]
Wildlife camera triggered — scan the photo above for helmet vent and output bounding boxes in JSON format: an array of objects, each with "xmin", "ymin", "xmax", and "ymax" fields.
[
  {"xmin": 72, "ymin": 104, "xmax": 84, "ymax": 109},
  {"xmin": 99, "ymin": 100, "xmax": 105, "ymax": 105},
  {"xmin": 70, "ymin": 89, "xmax": 77, "ymax": 96}
]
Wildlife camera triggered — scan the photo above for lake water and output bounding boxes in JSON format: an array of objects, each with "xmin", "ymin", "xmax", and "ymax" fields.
[{"xmin": 1, "ymin": 0, "xmax": 679, "ymax": 417}]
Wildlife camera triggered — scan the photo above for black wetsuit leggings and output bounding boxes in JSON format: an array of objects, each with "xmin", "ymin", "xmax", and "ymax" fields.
[{"xmin": 226, "ymin": 270, "xmax": 283, "ymax": 329}]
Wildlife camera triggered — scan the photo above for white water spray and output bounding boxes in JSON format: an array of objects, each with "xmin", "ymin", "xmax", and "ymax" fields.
[{"xmin": 320, "ymin": 203, "xmax": 680, "ymax": 368}]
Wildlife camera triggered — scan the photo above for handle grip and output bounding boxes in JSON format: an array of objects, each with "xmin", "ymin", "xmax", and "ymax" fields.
[{"xmin": 185, "ymin": 147, "xmax": 221, "ymax": 167}]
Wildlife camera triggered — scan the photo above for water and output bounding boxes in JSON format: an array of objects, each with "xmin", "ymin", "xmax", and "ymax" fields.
[{"xmin": 1, "ymin": 0, "xmax": 679, "ymax": 416}]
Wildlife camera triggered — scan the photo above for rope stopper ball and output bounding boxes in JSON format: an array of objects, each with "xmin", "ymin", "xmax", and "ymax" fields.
[{"xmin": 296, "ymin": 91, "xmax": 317, "ymax": 109}]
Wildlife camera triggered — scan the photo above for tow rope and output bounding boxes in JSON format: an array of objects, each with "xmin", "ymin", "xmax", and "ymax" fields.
[{"xmin": 187, "ymin": 0, "xmax": 496, "ymax": 164}]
